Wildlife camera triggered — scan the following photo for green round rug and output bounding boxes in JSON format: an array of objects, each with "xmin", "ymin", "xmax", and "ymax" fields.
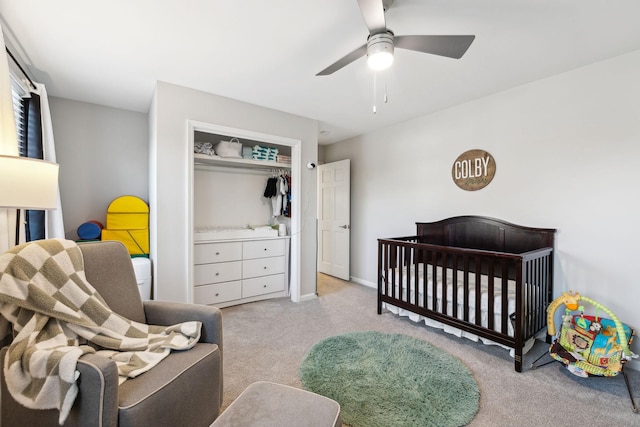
[{"xmin": 300, "ymin": 331, "xmax": 479, "ymax": 427}]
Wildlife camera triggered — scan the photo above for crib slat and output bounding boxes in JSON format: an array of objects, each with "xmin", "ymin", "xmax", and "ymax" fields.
[
  {"xmin": 487, "ymin": 258, "xmax": 495, "ymax": 331},
  {"xmin": 541, "ymin": 255, "xmax": 549, "ymax": 330},
  {"xmin": 421, "ymin": 249, "xmax": 429, "ymax": 310},
  {"xmin": 390, "ymin": 244, "xmax": 396, "ymax": 300},
  {"xmin": 501, "ymin": 260, "xmax": 509, "ymax": 335},
  {"xmin": 399, "ymin": 245, "xmax": 406, "ymax": 303},
  {"xmin": 532, "ymin": 257, "xmax": 539, "ymax": 333},
  {"xmin": 431, "ymin": 250, "xmax": 438, "ymax": 311},
  {"xmin": 452, "ymin": 254, "xmax": 459, "ymax": 319},
  {"xmin": 514, "ymin": 257, "xmax": 525, "ymax": 370},
  {"xmin": 463, "ymin": 255, "xmax": 470, "ymax": 322},
  {"xmin": 475, "ymin": 255, "xmax": 482, "ymax": 327},
  {"xmin": 442, "ymin": 254, "xmax": 450, "ymax": 316}
]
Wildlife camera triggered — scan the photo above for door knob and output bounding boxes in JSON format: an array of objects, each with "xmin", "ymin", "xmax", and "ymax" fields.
[{"xmin": 339, "ymin": 224, "xmax": 350, "ymax": 229}]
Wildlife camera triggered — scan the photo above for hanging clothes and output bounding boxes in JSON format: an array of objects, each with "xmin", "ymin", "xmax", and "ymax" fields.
[
  {"xmin": 263, "ymin": 173, "xmax": 291, "ymax": 218},
  {"xmin": 263, "ymin": 175, "xmax": 279, "ymax": 217},
  {"xmin": 271, "ymin": 175, "xmax": 286, "ymax": 218},
  {"xmin": 279, "ymin": 175, "xmax": 288, "ymax": 215},
  {"xmin": 283, "ymin": 174, "xmax": 292, "ymax": 217},
  {"xmin": 263, "ymin": 177, "xmax": 278, "ymax": 198}
]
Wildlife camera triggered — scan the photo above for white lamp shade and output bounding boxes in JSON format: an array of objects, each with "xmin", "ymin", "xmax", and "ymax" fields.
[{"xmin": 0, "ymin": 155, "xmax": 59, "ymax": 209}]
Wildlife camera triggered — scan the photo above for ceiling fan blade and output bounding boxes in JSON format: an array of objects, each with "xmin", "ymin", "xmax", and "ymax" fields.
[
  {"xmin": 394, "ymin": 35, "xmax": 475, "ymax": 59},
  {"xmin": 316, "ymin": 44, "xmax": 367, "ymax": 76},
  {"xmin": 357, "ymin": 0, "xmax": 387, "ymax": 34}
]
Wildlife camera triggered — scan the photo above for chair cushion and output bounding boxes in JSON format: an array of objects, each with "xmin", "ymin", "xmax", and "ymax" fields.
[
  {"xmin": 118, "ymin": 343, "xmax": 221, "ymax": 427},
  {"xmin": 79, "ymin": 240, "xmax": 147, "ymax": 323}
]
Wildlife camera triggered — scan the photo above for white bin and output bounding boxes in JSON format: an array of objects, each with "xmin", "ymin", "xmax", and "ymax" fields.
[{"xmin": 131, "ymin": 257, "xmax": 152, "ymax": 300}]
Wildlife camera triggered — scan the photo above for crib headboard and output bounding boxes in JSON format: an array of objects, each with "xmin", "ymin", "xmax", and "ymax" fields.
[{"xmin": 416, "ymin": 216, "xmax": 555, "ymax": 254}]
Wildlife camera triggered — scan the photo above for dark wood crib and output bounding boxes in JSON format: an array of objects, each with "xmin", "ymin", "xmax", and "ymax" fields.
[{"xmin": 377, "ymin": 216, "xmax": 556, "ymax": 372}]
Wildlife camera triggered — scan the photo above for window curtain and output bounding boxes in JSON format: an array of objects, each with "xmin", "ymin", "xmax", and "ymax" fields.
[
  {"xmin": 0, "ymin": 24, "xmax": 20, "ymax": 253},
  {"xmin": 0, "ymin": 24, "xmax": 64, "ymax": 250},
  {"xmin": 0, "ymin": 23, "xmax": 18, "ymax": 339}
]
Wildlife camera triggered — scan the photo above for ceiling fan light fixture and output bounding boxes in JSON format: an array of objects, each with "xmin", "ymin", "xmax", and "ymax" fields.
[
  {"xmin": 316, "ymin": 0, "xmax": 474, "ymax": 76},
  {"xmin": 367, "ymin": 32, "xmax": 394, "ymax": 71}
]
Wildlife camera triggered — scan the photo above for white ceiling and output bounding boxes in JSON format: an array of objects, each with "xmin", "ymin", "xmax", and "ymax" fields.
[{"xmin": 2, "ymin": 0, "xmax": 640, "ymax": 144}]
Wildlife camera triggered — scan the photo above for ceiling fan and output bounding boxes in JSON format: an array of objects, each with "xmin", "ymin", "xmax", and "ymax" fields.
[{"xmin": 316, "ymin": 0, "xmax": 475, "ymax": 76}]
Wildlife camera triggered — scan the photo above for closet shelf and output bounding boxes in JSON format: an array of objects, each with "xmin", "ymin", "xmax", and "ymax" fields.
[{"xmin": 194, "ymin": 153, "xmax": 291, "ymax": 169}]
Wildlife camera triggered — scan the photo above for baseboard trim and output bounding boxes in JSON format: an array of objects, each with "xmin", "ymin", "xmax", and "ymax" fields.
[
  {"xmin": 349, "ymin": 276, "xmax": 376, "ymax": 289},
  {"xmin": 299, "ymin": 293, "xmax": 318, "ymax": 302}
]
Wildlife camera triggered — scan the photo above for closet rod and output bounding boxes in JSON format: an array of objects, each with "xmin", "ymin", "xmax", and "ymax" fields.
[{"xmin": 5, "ymin": 46, "xmax": 36, "ymax": 90}]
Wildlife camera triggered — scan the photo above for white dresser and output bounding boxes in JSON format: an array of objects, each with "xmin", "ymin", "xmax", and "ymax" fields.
[{"xmin": 193, "ymin": 236, "xmax": 289, "ymax": 307}]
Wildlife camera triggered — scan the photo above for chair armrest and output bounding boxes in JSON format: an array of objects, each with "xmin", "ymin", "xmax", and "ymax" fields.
[
  {"xmin": 74, "ymin": 354, "xmax": 119, "ymax": 426},
  {"xmin": 143, "ymin": 301, "xmax": 223, "ymax": 349},
  {"xmin": 1, "ymin": 349, "xmax": 119, "ymax": 427}
]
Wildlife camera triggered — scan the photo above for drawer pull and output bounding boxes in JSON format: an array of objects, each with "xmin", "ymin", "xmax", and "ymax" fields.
[
  {"xmin": 216, "ymin": 252, "xmax": 220, "ymax": 255},
  {"xmin": 264, "ymin": 266, "xmax": 268, "ymax": 269},
  {"xmin": 215, "ymin": 293, "xmax": 220, "ymax": 297},
  {"xmin": 215, "ymin": 272, "xmax": 220, "ymax": 276},
  {"xmin": 264, "ymin": 248, "xmax": 268, "ymax": 251},
  {"xmin": 263, "ymin": 285, "xmax": 267, "ymax": 288}
]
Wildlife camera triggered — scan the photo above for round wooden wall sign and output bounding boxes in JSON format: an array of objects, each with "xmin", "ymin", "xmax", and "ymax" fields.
[{"xmin": 451, "ymin": 149, "xmax": 496, "ymax": 191}]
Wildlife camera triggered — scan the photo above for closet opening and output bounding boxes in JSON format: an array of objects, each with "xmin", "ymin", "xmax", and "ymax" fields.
[{"xmin": 187, "ymin": 121, "xmax": 302, "ymax": 307}]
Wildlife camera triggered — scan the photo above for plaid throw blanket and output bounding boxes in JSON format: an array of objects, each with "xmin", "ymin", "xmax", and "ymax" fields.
[{"xmin": 0, "ymin": 239, "xmax": 201, "ymax": 424}]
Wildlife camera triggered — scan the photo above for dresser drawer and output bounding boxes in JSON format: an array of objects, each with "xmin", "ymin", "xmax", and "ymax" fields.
[
  {"xmin": 194, "ymin": 261, "xmax": 242, "ymax": 285},
  {"xmin": 243, "ymin": 239, "xmax": 286, "ymax": 260},
  {"xmin": 242, "ymin": 256, "xmax": 285, "ymax": 279},
  {"xmin": 194, "ymin": 281, "xmax": 241, "ymax": 305},
  {"xmin": 243, "ymin": 274, "xmax": 285, "ymax": 298},
  {"xmin": 194, "ymin": 242, "xmax": 242, "ymax": 264}
]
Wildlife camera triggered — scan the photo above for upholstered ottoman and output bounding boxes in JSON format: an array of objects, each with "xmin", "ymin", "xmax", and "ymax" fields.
[{"xmin": 212, "ymin": 381, "xmax": 341, "ymax": 427}]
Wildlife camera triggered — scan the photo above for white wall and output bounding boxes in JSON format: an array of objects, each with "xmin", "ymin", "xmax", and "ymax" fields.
[
  {"xmin": 323, "ymin": 49, "xmax": 640, "ymax": 367},
  {"xmin": 150, "ymin": 81, "xmax": 318, "ymax": 303},
  {"xmin": 49, "ymin": 97, "xmax": 148, "ymax": 239},
  {"xmin": 193, "ymin": 167, "xmax": 274, "ymax": 228}
]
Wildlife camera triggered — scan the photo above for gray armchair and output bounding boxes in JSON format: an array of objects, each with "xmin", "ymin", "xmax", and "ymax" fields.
[{"xmin": 0, "ymin": 240, "xmax": 223, "ymax": 427}]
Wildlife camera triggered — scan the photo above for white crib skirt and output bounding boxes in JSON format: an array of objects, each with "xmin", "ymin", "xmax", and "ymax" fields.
[{"xmin": 382, "ymin": 302, "xmax": 538, "ymax": 358}]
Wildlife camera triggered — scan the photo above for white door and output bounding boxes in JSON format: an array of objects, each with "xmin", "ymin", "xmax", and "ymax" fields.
[{"xmin": 317, "ymin": 159, "xmax": 350, "ymax": 280}]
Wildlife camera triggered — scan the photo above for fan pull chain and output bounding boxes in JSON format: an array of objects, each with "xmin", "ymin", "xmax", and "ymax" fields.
[
  {"xmin": 372, "ymin": 71, "xmax": 389, "ymax": 114},
  {"xmin": 384, "ymin": 73, "xmax": 389, "ymax": 104},
  {"xmin": 384, "ymin": 73, "xmax": 388, "ymax": 104},
  {"xmin": 373, "ymin": 72, "xmax": 377, "ymax": 114}
]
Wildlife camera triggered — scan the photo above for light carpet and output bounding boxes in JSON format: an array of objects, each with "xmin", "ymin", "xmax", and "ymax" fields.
[{"xmin": 219, "ymin": 274, "xmax": 640, "ymax": 426}]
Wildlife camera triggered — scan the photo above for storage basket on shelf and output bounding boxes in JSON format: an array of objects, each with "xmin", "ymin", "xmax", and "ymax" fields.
[
  {"xmin": 214, "ymin": 138, "xmax": 242, "ymax": 158},
  {"xmin": 101, "ymin": 195, "xmax": 149, "ymax": 256}
]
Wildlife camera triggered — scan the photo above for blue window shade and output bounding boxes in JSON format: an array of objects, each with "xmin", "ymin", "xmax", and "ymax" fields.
[
  {"xmin": 11, "ymin": 77, "xmax": 45, "ymax": 242},
  {"xmin": 23, "ymin": 93, "xmax": 45, "ymax": 241}
]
